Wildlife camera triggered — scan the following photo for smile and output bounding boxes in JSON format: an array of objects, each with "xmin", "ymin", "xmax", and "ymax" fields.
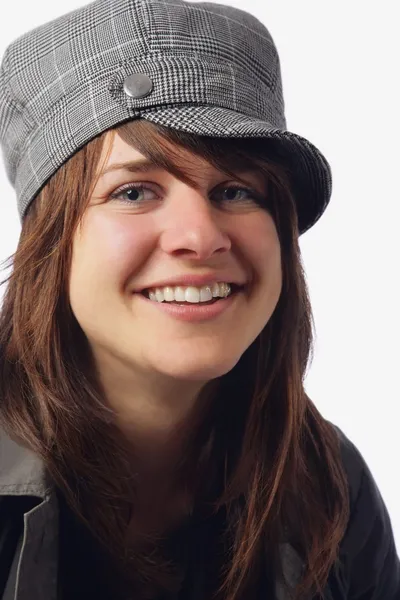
[
  {"xmin": 135, "ymin": 284, "xmax": 245, "ymax": 322},
  {"xmin": 142, "ymin": 282, "xmax": 242, "ymax": 304}
]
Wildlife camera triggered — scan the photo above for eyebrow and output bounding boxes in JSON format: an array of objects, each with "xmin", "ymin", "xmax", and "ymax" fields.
[
  {"xmin": 100, "ymin": 158, "xmax": 161, "ymax": 177},
  {"xmin": 98, "ymin": 157, "xmax": 265, "ymax": 192}
]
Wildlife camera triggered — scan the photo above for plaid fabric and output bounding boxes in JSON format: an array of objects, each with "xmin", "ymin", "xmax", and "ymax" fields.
[{"xmin": 0, "ymin": 0, "xmax": 332, "ymax": 233}]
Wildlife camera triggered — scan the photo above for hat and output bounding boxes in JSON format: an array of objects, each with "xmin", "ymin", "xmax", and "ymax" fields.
[{"xmin": 0, "ymin": 0, "xmax": 332, "ymax": 233}]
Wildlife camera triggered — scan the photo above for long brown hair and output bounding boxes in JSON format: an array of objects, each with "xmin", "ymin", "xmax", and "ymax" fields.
[{"xmin": 0, "ymin": 119, "xmax": 349, "ymax": 599}]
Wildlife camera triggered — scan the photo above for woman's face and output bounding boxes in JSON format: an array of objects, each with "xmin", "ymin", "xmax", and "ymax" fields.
[{"xmin": 69, "ymin": 131, "xmax": 282, "ymax": 384}]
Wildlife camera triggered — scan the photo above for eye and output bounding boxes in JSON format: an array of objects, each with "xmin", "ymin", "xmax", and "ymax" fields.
[
  {"xmin": 109, "ymin": 183, "xmax": 159, "ymax": 205},
  {"xmin": 212, "ymin": 184, "xmax": 264, "ymax": 205},
  {"xmin": 108, "ymin": 182, "xmax": 265, "ymax": 208}
]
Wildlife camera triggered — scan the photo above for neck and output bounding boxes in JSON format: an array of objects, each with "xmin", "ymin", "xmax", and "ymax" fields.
[
  {"xmin": 93, "ymin": 350, "xmax": 220, "ymax": 474},
  {"xmin": 92, "ymin": 353, "xmax": 221, "ymax": 535}
]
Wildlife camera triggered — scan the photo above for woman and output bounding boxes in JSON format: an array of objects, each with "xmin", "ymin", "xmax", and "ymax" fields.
[{"xmin": 0, "ymin": 0, "xmax": 398, "ymax": 599}]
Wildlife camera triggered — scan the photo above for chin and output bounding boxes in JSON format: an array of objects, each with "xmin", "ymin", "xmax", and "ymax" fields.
[{"xmin": 155, "ymin": 353, "xmax": 243, "ymax": 382}]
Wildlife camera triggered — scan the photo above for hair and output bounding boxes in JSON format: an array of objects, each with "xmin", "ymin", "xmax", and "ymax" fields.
[{"xmin": 0, "ymin": 119, "xmax": 349, "ymax": 600}]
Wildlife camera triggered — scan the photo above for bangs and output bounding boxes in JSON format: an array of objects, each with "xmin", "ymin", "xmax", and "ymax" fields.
[{"xmin": 112, "ymin": 119, "xmax": 291, "ymax": 196}]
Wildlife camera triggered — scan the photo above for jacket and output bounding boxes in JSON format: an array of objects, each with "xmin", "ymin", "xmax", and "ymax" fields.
[{"xmin": 0, "ymin": 424, "xmax": 399, "ymax": 600}]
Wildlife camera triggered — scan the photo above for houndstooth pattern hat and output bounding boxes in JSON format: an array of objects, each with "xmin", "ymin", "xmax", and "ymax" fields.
[{"xmin": 0, "ymin": 0, "xmax": 332, "ymax": 233}]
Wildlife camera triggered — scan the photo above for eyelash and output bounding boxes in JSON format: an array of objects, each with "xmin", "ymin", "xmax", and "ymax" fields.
[{"xmin": 109, "ymin": 182, "xmax": 264, "ymax": 206}]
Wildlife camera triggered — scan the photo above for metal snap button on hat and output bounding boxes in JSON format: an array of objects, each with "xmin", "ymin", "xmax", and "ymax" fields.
[{"xmin": 123, "ymin": 73, "xmax": 153, "ymax": 98}]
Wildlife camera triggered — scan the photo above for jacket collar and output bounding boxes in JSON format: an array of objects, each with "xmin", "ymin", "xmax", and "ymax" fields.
[
  {"xmin": 0, "ymin": 427, "xmax": 49, "ymax": 499},
  {"xmin": 0, "ymin": 428, "xmax": 59, "ymax": 600}
]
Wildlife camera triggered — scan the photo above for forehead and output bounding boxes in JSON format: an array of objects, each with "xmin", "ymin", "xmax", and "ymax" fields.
[
  {"xmin": 99, "ymin": 130, "xmax": 214, "ymax": 175},
  {"xmin": 102, "ymin": 131, "xmax": 142, "ymax": 162},
  {"xmin": 94, "ymin": 129, "xmax": 268, "ymax": 195}
]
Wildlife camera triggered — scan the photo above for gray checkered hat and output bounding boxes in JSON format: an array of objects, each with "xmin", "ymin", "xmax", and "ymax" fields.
[{"xmin": 0, "ymin": 0, "xmax": 332, "ymax": 233}]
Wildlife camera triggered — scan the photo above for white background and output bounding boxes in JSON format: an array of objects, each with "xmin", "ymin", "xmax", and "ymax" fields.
[{"xmin": 0, "ymin": 1, "xmax": 399, "ymax": 549}]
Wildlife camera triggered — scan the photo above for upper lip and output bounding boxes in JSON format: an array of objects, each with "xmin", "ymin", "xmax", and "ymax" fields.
[{"xmin": 134, "ymin": 274, "xmax": 247, "ymax": 292}]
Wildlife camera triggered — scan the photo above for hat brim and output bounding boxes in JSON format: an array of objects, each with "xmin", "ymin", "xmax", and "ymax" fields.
[{"xmin": 141, "ymin": 105, "xmax": 332, "ymax": 235}]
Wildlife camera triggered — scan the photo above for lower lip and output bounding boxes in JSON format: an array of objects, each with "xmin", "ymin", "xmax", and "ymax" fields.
[{"xmin": 134, "ymin": 291, "xmax": 243, "ymax": 322}]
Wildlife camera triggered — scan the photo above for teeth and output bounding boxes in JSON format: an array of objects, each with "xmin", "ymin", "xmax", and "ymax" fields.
[
  {"xmin": 174, "ymin": 286, "xmax": 186, "ymax": 302},
  {"xmin": 200, "ymin": 286, "xmax": 213, "ymax": 302},
  {"xmin": 154, "ymin": 289, "xmax": 163, "ymax": 303},
  {"xmin": 147, "ymin": 282, "xmax": 232, "ymax": 303}
]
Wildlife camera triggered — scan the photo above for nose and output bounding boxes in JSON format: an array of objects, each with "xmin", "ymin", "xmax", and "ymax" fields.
[{"xmin": 159, "ymin": 187, "xmax": 232, "ymax": 261}]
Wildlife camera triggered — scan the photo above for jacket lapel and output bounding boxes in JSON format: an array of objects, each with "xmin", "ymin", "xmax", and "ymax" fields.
[{"xmin": 0, "ymin": 430, "xmax": 58, "ymax": 600}]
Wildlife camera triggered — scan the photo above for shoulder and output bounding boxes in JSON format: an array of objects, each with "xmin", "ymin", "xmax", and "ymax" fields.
[
  {"xmin": 332, "ymin": 423, "xmax": 372, "ymax": 509},
  {"xmin": 331, "ymin": 423, "xmax": 400, "ymax": 599}
]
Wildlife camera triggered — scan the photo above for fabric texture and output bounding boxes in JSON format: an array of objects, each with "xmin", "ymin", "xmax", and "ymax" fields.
[{"xmin": 0, "ymin": 0, "xmax": 331, "ymax": 233}]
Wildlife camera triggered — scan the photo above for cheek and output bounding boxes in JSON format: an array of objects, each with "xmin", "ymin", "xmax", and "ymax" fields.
[
  {"xmin": 236, "ymin": 213, "xmax": 282, "ymax": 284},
  {"xmin": 69, "ymin": 212, "xmax": 155, "ymax": 298}
]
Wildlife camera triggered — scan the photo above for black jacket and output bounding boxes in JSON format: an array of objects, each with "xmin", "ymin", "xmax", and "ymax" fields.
[{"xmin": 0, "ymin": 424, "xmax": 399, "ymax": 599}]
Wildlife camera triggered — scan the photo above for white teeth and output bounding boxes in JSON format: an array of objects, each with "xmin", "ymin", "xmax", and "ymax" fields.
[
  {"xmin": 200, "ymin": 286, "xmax": 213, "ymax": 302},
  {"xmin": 146, "ymin": 282, "xmax": 232, "ymax": 303},
  {"xmin": 211, "ymin": 282, "xmax": 220, "ymax": 298},
  {"xmin": 174, "ymin": 286, "xmax": 186, "ymax": 302},
  {"xmin": 155, "ymin": 289, "xmax": 164, "ymax": 303},
  {"xmin": 185, "ymin": 287, "xmax": 201, "ymax": 303},
  {"xmin": 163, "ymin": 287, "xmax": 175, "ymax": 301}
]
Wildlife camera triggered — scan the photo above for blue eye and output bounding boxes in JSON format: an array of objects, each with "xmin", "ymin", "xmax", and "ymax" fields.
[
  {"xmin": 109, "ymin": 183, "xmax": 263, "ymax": 206},
  {"xmin": 215, "ymin": 186, "xmax": 261, "ymax": 203},
  {"xmin": 109, "ymin": 184, "xmax": 158, "ymax": 204}
]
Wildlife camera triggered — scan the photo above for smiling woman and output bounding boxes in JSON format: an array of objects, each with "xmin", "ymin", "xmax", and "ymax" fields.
[
  {"xmin": 0, "ymin": 1, "xmax": 399, "ymax": 600},
  {"xmin": 69, "ymin": 122, "xmax": 284, "ymax": 386}
]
